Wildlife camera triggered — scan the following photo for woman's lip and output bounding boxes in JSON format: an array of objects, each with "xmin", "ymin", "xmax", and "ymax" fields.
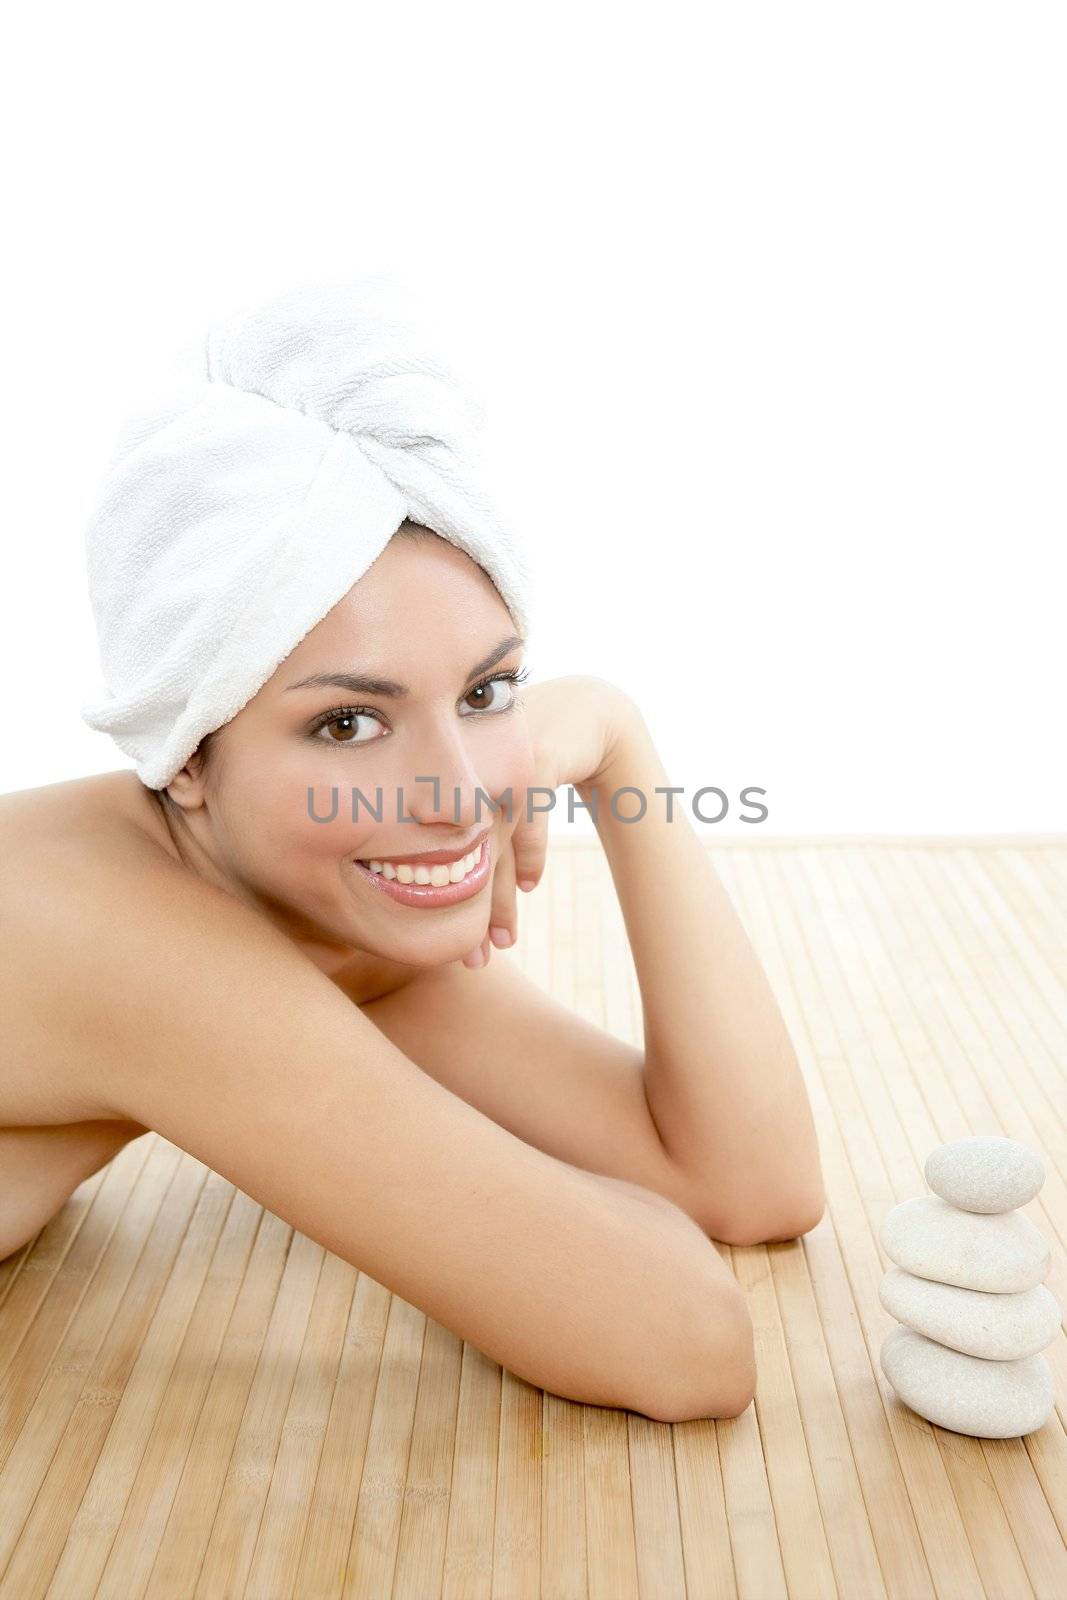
[
  {"xmin": 355, "ymin": 828, "xmax": 490, "ymax": 868},
  {"xmin": 350, "ymin": 838, "xmax": 491, "ymax": 908}
]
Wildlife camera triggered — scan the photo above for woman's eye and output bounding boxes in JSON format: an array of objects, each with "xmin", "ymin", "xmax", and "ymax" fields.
[
  {"xmin": 460, "ymin": 678, "xmax": 516, "ymax": 715},
  {"xmin": 313, "ymin": 712, "xmax": 386, "ymax": 745}
]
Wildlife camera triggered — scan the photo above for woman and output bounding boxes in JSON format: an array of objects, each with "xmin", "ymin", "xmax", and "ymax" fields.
[{"xmin": 0, "ymin": 280, "xmax": 824, "ymax": 1422}]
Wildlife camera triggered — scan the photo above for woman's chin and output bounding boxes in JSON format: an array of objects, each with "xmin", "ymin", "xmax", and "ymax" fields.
[{"xmin": 349, "ymin": 911, "xmax": 488, "ymax": 969}]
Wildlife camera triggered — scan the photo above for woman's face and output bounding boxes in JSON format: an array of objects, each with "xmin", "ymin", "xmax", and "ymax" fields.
[{"xmin": 168, "ymin": 530, "xmax": 535, "ymax": 971}]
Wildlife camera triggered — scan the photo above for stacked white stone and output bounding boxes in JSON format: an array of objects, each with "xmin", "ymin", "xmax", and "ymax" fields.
[{"xmin": 877, "ymin": 1136, "xmax": 1060, "ymax": 1438}]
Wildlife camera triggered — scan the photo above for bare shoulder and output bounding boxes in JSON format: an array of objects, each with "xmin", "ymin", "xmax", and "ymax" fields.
[
  {"xmin": 0, "ymin": 770, "xmax": 199, "ymax": 958},
  {"xmin": 0, "ymin": 769, "xmax": 271, "ymax": 1123},
  {"xmin": 6, "ymin": 768, "xmax": 309, "ymax": 992},
  {"xmin": 0, "ymin": 769, "xmax": 178, "ymax": 885}
]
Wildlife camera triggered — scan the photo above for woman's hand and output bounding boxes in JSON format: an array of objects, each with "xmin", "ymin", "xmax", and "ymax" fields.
[{"xmin": 461, "ymin": 675, "xmax": 640, "ymax": 968}]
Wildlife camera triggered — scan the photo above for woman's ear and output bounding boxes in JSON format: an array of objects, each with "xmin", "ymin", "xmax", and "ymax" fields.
[{"xmin": 162, "ymin": 746, "xmax": 210, "ymax": 812}]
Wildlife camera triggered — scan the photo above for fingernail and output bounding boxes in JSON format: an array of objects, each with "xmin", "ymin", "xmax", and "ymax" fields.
[
  {"xmin": 465, "ymin": 946, "xmax": 486, "ymax": 967},
  {"xmin": 490, "ymin": 925, "xmax": 513, "ymax": 948},
  {"xmin": 517, "ymin": 878, "xmax": 536, "ymax": 893}
]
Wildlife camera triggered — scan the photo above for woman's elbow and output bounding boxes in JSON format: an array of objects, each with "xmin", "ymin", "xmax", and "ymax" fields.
[
  {"xmin": 712, "ymin": 1189, "xmax": 827, "ymax": 1248},
  {"xmin": 638, "ymin": 1272, "xmax": 757, "ymax": 1424},
  {"xmin": 646, "ymin": 1312, "xmax": 757, "ymax": 1423},
  {"xmin": 649, "ymin": 1360, "xmax": 757, "ymax": 1423}
]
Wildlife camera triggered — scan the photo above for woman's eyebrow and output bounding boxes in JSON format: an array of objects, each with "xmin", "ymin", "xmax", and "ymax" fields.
[{"xmin": 284, "ymin": 635, "xmax": 524, "ymax": 698}]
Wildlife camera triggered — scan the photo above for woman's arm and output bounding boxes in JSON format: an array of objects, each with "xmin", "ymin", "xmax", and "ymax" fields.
[
  {"xmin": 51, "ymin": 847, "xmax": 755, "ymax": 1423},
  {"xmin": 573, "ymin": 704, "xmax": 826, "ymax": 1245}
]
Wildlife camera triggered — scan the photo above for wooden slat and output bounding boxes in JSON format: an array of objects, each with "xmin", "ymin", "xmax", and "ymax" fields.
[{"xmin": 0, "ymin": 837, "xmax": 1064, "ymax": 1598}]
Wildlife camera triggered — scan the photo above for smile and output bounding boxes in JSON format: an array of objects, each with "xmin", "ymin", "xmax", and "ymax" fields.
[{"xmin": 350, "ymin": 838, "xmax": 491, "ymax": 907}]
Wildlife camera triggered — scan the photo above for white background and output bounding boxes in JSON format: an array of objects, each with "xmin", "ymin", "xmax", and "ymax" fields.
[{"xmin": 1, "ymin": 2, "xmax": 1063, "ymax": 837}]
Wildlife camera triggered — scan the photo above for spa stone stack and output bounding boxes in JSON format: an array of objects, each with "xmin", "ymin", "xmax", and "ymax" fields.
[{"xmin": 878, "ymin": 1136, "xmax": 1060, "ymax": 1438}]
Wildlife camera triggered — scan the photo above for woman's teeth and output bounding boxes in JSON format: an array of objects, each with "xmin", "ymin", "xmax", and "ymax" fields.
[{"xmin": 362, "ymin": 846, "xmax": 481, "ymax": 888}]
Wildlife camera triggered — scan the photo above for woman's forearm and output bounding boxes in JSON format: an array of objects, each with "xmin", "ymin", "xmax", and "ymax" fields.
[{"xmin": 575, "ymin": 718, "xmax": 825, "ymax": 1235}]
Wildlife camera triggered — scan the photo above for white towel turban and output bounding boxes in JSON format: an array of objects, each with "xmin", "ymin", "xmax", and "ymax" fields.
[{"xmin": 79, "ymin": 274, "xmax": 534, "ymax": 791}]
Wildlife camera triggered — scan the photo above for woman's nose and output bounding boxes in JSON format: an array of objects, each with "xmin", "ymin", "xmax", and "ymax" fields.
[{"xmin": 401, "ymin": 727, "xmax": 491, "ymax": 830}]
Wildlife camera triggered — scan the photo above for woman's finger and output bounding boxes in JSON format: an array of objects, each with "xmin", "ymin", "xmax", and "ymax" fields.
[
  {"xmin": 487, "ymin": 829, "xmax": 518, "ymax": 949},
  {"xmin": 462, "ymin": 931, "xmax": 491, "ymax": 969},
  {"xmin": 462, "ymin": 831, "xmax": 516, "ymax": 966},
  {"xmin": 512, "ymin": 801, "xmax": 550, "ymax": 892}
]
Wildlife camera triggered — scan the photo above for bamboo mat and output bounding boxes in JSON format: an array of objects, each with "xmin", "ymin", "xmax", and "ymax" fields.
[{"xmin": 1, "ymin": 835, "xmax": 1065, "ymax": 1599}]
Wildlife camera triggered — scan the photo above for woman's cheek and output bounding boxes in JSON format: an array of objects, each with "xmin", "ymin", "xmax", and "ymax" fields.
[{"xmin": 258, "ymin": 759, "xmax": 388, "ymax": 862}]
